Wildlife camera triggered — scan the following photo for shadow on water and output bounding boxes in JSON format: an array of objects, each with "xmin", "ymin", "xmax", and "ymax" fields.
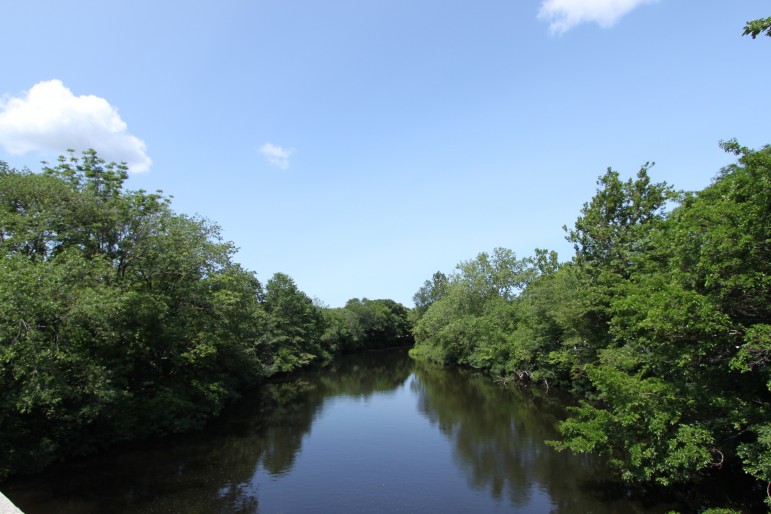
[
  {"xmin": 410, "ymin": 360, "xmax": 765, "ymax": 513},
  {"xmin": 4, "ymin": 349, "xmax": 763, "ymax": 513},
  {"xmin": 410, "ymin": 361, "xmax": 684, "ymax": 513},
  {"xmin": 3, "ymin": 350, "xmax": 413, "ymax": 514}
]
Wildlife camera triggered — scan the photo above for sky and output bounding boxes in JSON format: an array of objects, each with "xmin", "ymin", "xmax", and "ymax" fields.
[{"xmin": 1, "ymin": 1, "xmax": 769, "ymax": 308}]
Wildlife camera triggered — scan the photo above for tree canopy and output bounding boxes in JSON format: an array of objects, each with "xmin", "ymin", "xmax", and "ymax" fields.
[
  {"xmin": 743, "ymin": 16, "xmax": 771, "ymax": 39},
  {"xmin": 0, "ymin": 150, "xmax": 412, "ymax": 479},
  {"xmin": 410, "ymin": 142, "xmax": 771, "ymax": 506}
]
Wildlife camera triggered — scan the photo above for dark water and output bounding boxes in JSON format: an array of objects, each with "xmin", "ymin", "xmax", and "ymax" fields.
[{"xmin": 1, "ymin": 350, "xmax": 731, "ymax": 513}]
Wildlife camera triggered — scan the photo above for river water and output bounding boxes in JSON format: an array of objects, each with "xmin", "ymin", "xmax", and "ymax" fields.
[{"xmin": 2, "ymin": 349, "xmax": 715, "ymax": 513}]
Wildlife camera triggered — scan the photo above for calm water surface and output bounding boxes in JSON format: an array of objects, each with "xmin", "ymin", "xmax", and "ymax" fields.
[{"xmin": 5, "ymin": 350, "xmax": 692, "ymax": 513}]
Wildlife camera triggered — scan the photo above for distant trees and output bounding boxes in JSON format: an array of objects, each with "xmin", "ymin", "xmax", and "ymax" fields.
[
  {"xmin": 322, "ymin": 298, "xmax": 413, "ymax": 352},
  {"xmin": 0, "ymin": 150, "xmax": 412, "ymax": 479},
  {"xmin": 409, "ymin": 142, "xmax": 771, "ymax": 501},
  {"xmin": 411, "ymin": 247, "xmax": 551, "ymax": 376}
]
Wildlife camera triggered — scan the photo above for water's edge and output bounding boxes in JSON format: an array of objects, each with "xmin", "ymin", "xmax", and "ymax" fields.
[{"xmin": 2, "ymin": 349, "xmax": 763, "ymax": 513}]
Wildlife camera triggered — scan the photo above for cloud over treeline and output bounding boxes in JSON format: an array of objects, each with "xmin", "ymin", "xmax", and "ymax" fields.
[{"xmin": 0, "ymin": 80, "xmax": 152, "ymax": 172}]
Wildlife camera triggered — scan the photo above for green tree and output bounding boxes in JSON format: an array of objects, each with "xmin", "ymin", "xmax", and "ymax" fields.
[
  {"xmin": 0, "ymin": 251, "xmax": 121, "ymax": 475},
  {"xmin": 553, "ymin": 142, "xmax": 771, "ymax": 491},
  {"xmin": 562, "ymin": 164, "xmax": 677, "ymax": 369},
  {"xmin": 411, "ymin": 249, "xmax": 542, "ymax": 372},
  {"xmin": 261, "ymin": 272, "xmax": 326, "ymax": 373},
  {"xmin": 412, "ymin": 271, "xmax": 449, "ymax": 319},
  {"xmin": 323, "ymin": 298, "xmax": 413, "ymax": 352},
  {"xmin": 743, "ymin": 16, "xmax": 771, "ymax": 38},
  {"xmin": 0, "ymin": 165, "xmax": 77, "ymax": 259},
  {"xmin": 0, "ymin": 151, "xmax": 327, "ymax": 478},
  {"xmin": 41, "ymin": 149, "xmax": 131, "ymax": 260},
  {"xmin": 565, "ymin": 164, "xmax": 675, "ymax": 277}
]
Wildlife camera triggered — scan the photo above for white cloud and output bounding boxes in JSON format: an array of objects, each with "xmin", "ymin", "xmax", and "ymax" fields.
[
  {"xmin": 0, "ymin": 80, "xmax": 151, "ymax": 172},
  {"xmin": 259, "ymin": 143, "xmax": 293, "ymax": 170},
  {"xmin": 538, "ymin": 0, "xmax": 659, "ymax": 35}
]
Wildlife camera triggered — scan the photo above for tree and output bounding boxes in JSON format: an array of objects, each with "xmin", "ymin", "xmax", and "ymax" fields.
[
  {"xmin": 0, "ymin": 166, "xmax": 77, "ymax": 259},
  {"xmin": 0, "ymin": 151, "xmax": 325, "ymax": 477},
  {"xmin": 1, "ymin": 149, "xmax": 418, "ymax": 479},
  {"xmin": 323, "ymin": 298, "xmax": 413, "ymax": 352},
  {"xmin": 261, "ymin": 273, "xmax": 326, "ymax": 373},
  {"xmin": 565, "ymin": 164, "xmax": 676, "ymax": 277},
  {"xmin": 561, "ymin": 164, "xmax": 678, "ymax": 368},
  {"xmin": 40, "ymin": 149, "xmax": 131, "ymax": 261},
  {"xmin": 412, "ymin": 271, "xmax": 449, "ymax": 319},
  {"xmin": 411, "ymin": 249, "xmax": 548, "ymax": 373},
  {"xmin": 743, "ymin": 16, "xmax": 771, "ymax": 39},
  {"xmin": 553, "ymin": 142, "xmax": 771, "ymax": 491}
]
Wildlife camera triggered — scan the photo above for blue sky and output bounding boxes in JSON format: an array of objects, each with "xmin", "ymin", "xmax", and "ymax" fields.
[{"xmin": 1, "ymin": 0, "xmax": 769, "ymax": 307}]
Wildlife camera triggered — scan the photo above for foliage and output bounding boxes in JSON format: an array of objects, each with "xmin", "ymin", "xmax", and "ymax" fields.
[
  {"xmin": 411, "ymin": 248, "xmax": 556, "ymax": 378},
  {"xmin": 322, "ymin": 298, "xmax": 413, "ymax": 352},
  {"xmin": 412, "ymin": 271, "xmax": 449, "ymax": 320},
  {"xmin": 565, "ymin": 163, "xmax": 676, "ymax": 277},
  {"xmin": 743, "ymin": 16, "xmax": 771, "ymax": 39},
  {"xmin": 409, "ymin": 143, "xmax": 771, "ymax": 504},
  {"xmin": 0, "ymin": 150, "xmax": 412, "ymax": 479},
  {"xmin": 261, "ymin": 272, "xmax": 326, "ymax": 373},
  {"xmin": 556, "ymin": 145, "xmax": 770, "ymax": 489}
]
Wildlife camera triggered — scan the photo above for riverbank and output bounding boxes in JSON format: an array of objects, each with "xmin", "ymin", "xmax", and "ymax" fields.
[{"xmin": 1, "ymin": 349, "xmax": 694, "ymax": 514}]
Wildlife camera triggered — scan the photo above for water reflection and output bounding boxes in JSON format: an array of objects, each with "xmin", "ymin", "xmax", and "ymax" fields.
[
  {"xmin": 410, "ymin": 361, "xmax": 672, "ymax": 513},
  {"xmin": 5, "ymin": 350, "xmax": 413, "ymax": 514},
  {"xmin": 412, "ymin": 362, "xmax": 560, "ymax": 507},
  {"xmin": 5, "ymin": 349, "xmax": 689, "ymax": 513}
]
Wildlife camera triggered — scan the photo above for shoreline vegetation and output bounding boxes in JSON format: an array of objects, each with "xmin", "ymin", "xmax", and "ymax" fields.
[
  {"xmin": 0, "ymin": 140, "xmax": 768, "ymax": 512},
  {"xmin": 0, "ymin": 151, "xmax": 412, "ymax": 480},
  {"xmin": 409, "ymin": 141, "xmax": 770, "ymax": 511},
  {"xmin": 407, "ymin": 21, "xmax": 771, "ymax": 511}
]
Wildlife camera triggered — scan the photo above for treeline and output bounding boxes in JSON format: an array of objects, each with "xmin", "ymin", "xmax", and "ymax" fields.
[
  {"xmin": 0, "ymin": 150, "xmax": 411, "ymax": 478},
  {"xmin": 410, "ymin": 141, "xmax": 770, "ymax": 499}
]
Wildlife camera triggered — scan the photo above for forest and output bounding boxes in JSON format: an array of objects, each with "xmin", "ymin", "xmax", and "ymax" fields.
[
  {"xmin": 0, "ymin": 14, "xmax": 769, "ymax": 514},
  {"xmin": 0, "ymin": 150, "xmax": 412, "ymax": 478},
  {"xmin": 410, "ymin": 140, "xmax": 770, "ymax": 501},
  {"xmin": 405, "ymin": 17, "xmax": 771, "ymax": 506},
  {"xmin": 1, "ymin": 139, "xmax": 768, "ymax": 510}
]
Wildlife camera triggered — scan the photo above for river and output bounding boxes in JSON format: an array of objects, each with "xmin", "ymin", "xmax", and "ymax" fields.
[{"xmin": 1, "ymin": 349, "xmax": 718, "ymax": 513}]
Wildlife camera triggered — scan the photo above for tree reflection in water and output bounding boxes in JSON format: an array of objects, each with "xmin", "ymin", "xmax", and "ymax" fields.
[
  {"xmin": 4, "ymin": 350, "xmax": 413, "ymax": 514},
  {"xmin": 6, "ymin": 349, "xmax": 689, "ymax": 513},
  {"xmin": 409, "ymin": 361, "xmax": 681, "ymax": 513}
]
